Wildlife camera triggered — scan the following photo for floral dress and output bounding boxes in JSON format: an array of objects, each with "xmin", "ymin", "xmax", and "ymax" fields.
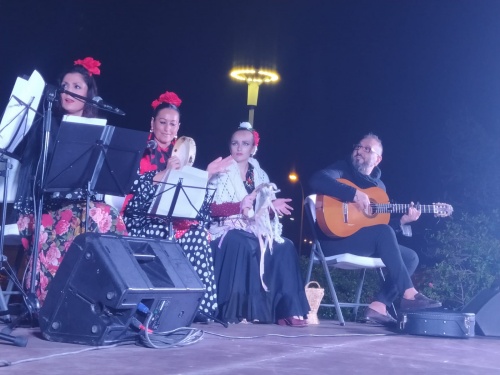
[
  {"xmin": 15, "ymin": 189, "xmax": 127, "ymax": 305},
  {"xmin": 122, "ymin": 141, "xmax": 218, "ymax": 316}
]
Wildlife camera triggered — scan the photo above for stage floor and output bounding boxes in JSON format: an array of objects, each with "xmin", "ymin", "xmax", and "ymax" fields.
[{"xmin": 1, "ymin": 318, "xmax": 499, "ymax": 374}]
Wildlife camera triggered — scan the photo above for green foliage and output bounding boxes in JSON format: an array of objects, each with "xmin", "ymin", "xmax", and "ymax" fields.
[
  {"xmin": 300, "ymin": 255, "xmax": 380, "ymax": 321},
  {"xmin": 416, "ymin": 211, "xmax": 500, "ymax": 309}
]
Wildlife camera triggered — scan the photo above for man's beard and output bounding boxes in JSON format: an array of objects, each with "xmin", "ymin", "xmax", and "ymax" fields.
[{"xmin": 351, "ymin": 154, "xmax": 370, "ymax": 175}]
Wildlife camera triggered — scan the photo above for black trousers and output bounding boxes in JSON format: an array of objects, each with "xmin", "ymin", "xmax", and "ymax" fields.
[{"xmin": 318, "ymin": 224, "xmax": 419, "ymax": 306}]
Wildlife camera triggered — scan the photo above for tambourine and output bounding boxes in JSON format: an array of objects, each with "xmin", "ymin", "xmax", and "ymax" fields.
[{"xmin": 172, "ymin": 136, "xmax": 196, "ymax": 167}]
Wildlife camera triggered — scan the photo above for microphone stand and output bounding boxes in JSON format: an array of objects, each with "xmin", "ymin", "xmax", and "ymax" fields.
[
  {"xmin": 59, "ymin": 89, "xmax": 126, "ymax": 116},
  {"xmin": 25, "ymin": 86, "xmax": 58, "ymax": 317}
]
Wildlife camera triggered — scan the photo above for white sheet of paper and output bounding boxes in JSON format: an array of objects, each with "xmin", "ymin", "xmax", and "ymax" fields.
[
  {"xmin": 148, "ymin": 166, "xmax": 209, "ymax": 219},
  {"xmin": 0, "ymin": 70, "xmax": 45, "ymax": 203},
  {"xmin": 0, "ymin": 70, "xmax": 45, "ymax": 152}
]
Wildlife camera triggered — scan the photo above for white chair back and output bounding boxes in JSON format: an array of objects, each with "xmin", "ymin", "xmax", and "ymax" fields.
[
  {"xmin": 104, "ymin": 195, "xmax": 126, "ymax": 213},
  {"xmin": 0, "ymin": 158, "xmax": 20, "ymax": 203}
]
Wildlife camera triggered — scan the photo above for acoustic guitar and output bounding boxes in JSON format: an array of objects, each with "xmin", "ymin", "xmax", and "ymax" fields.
[{"xmin": 316, "ymin": 179, "xmax": 453, "ymax": 238}]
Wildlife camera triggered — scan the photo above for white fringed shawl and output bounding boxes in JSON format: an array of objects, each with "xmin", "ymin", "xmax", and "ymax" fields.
[{"xmin": 208, "ymin": 158, "xmax": 284, "ymax": 290}]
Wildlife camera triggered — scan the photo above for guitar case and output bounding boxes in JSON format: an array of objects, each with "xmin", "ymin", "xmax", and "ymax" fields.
[{"xmin": 399, "ymin": 309, "xmax": 475, "ymax": 338}]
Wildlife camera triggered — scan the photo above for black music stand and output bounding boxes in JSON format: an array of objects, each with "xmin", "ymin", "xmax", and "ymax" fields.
[{"xmin": 44, "ymin": 121, "xmax": 149, "ymax": 219}]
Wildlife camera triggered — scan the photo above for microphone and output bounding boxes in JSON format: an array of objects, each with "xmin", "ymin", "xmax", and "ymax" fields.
[
  {"xmin": 147, "ymin": 139, "xmax": 158, "ymax": 150},
  {"xmin": 91, "ymin": 96, "xmax": 126, "ymax": 116},
  {"xmin": 43, "ymin": 84, "xmax": 63, "ymax": 102}
]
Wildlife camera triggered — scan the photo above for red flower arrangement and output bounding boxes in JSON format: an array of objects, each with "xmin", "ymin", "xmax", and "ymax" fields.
[
  {"xmin": 151, "ymin": 91, "xmax": 182, "ymax": 109},
  {"xmin": 74, "ymin": 57, "xmax": 101, "ymax": 76}
]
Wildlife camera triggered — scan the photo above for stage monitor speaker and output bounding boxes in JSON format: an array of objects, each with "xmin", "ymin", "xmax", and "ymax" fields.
[
  {"xmin": 462, "ymin": 287, "xmax": 500, "ymax": 336},
  {"xmin": 39, "ymin": 233, "xmax": 205, "ymax": 346}
]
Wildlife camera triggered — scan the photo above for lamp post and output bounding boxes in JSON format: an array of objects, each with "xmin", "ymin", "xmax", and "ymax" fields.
[
  {"xmin": 229, "ymin": 67, "xmax": 280, "ymax": 126},
  {"xmin": 288, "ymin": 171, "xmax": 304, "ymax": 256}
]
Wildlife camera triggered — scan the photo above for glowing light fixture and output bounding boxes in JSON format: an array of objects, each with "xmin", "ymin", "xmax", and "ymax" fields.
[
  {"xmin": 230, "ymin": 66, "xmax": 280, "ymax": 125},
  {"xmin": 230, "ymin": 68, "xmax": 280, "ymax": 83}
]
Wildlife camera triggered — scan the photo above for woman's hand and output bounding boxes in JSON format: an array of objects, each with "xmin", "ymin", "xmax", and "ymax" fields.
[
  {"xmin": 207, "ymin": 155, "xmax": 233, "ymax": 179},
  {"xmin": 167, "ymin": 155, "xmax": 182, "ymax": 171},
  {"xmin": 241, "ymin": 191, "xmax": 257, "ymax": 217},
  {"xmin": 272, "ymin": 198, "xmax": 293, "ymax": 216},
  {"xmin": 152, "ymin": 156, "xmax": 182, "ymax": 185}
]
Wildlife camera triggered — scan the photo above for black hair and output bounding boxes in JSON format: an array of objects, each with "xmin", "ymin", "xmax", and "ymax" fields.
[
  {"xmin": 56, "ymin": 64, "xmax": 99, "ymax": 117},
  {"xmin": 152, "ymin": 102, "xmax": 181, "ymax": 119}
]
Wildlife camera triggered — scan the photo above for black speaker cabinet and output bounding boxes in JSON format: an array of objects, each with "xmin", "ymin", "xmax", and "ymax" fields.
[
  {"xmin": 462, "ymin": 287, "xmax": 500, "ymax": 336},
  {"xmin": 39, "ymin": 233, "xmax": 205, "ymax": 346}
]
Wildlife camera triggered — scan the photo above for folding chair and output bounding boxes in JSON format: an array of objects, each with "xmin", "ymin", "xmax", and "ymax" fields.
[{"xmin": 304, "ymin": 194, "xmax": 388, "ymax": 326}]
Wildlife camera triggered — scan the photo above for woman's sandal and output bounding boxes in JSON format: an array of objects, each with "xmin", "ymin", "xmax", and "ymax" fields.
[{"xmin": 277, "ymin": 317, "xmax": 308, "ymax": 327}]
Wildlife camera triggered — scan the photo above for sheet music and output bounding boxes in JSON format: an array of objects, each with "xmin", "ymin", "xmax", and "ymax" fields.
[
  {"xmin": 62, "ymin": 115, "xmax": 107, "ymax": 126},
  {"xmin": 148, "ymin": 166, "xmax": 209, "ymax": 219},
  {"xmin": 0, "ymin": 70, "xmax": 45, "ymax": 152}
]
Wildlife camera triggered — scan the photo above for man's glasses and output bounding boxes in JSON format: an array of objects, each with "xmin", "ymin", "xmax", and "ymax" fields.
[{"xmin": 353, "ymin": 144, "xmax": 380, "ymax": 156}]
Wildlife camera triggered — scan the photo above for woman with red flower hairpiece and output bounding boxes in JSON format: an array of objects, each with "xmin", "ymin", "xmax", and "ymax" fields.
[
  {"xmin": 13, "ymin": 57, "xmax": 127, "ymax": 306},
  {"xmin": 122, "ymin": 90, "xmax": 232, "ymax": 321},
  {"xmin": 208, "ymin": 123, "xmax": 310, "ymax": 327}
]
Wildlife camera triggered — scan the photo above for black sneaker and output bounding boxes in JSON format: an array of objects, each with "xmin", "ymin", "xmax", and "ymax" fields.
[{"xmin": 400, "ymin": 293, "xmax": 442, "ymax": 311}]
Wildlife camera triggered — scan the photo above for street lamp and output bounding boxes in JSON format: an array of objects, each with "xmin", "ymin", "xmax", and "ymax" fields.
[
  {"xmin": 288, "ymin": 170, "xmax": 304, "ymax": 256},
  {"xmin": 229, "ymin": 67, "xmax": 280, "ymax": 126}
]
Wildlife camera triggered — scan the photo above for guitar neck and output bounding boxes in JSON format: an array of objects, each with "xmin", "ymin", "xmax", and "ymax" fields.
[{"xmin": 372, "ymin": 203, "xmax": 436, "ymax": 214}]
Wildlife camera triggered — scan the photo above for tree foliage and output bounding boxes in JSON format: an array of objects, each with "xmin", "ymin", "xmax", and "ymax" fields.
[{"xmin": 417, "ymin": 211, "xmax": 500, "ymax": 308}]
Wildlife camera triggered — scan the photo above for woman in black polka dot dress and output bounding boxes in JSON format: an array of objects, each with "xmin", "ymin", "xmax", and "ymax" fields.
[{"xmin": 122, "ymin": 90, "xmax": 232, "ymax": 318}]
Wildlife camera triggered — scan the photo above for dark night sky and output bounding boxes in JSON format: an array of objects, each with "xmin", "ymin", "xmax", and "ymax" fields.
[{"xmin": 2, "ymin": 0, "xmax": 500, "ymax": 247}]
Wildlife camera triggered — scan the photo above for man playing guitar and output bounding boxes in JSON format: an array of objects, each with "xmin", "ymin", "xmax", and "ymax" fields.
[{"xmin": 309, "ymin": 133, "xmax": 443, "ymax": 326}]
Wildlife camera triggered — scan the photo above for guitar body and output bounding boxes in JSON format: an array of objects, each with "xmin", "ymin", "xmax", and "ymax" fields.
[{"xmin": 316, "ymin": 179, "xmax": 391, "ymax": 238}]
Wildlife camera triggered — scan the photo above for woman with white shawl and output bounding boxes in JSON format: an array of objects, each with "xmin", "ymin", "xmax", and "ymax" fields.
[{"xmin": 209, "ymin": 123, "xmax": 309, "ymax": 326}]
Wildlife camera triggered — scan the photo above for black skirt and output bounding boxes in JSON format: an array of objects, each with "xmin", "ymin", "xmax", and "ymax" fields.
[{"xmin": 212, "ymin": 229, "xmax": 310, "ymax": 324}]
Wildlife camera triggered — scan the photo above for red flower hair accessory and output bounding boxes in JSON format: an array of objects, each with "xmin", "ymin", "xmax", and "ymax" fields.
[
  {"xmin": 151, "ymin": 91, "xmax": 182, "ymax": 109},
  {"xmin": 238, "ymin": 122, "xmax": 260, "ymax": 147},
  {"xmin": 74, "ymin": 57, "xmax": 101, "ymax": 76}
]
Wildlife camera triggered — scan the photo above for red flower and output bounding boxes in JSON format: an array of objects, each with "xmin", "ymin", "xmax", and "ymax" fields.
[
  {"xmin": 252, "ymin": 130, "xmax": 260, "ymax": 147},
  {"xmin": 151, "ymin": 91, "xmax": 182, "ymax": 109},
  {"xmin": 55, "ymin": 219, "xmax": 70, "ymax": 236},
  {"xmin": 74, "ymin": 57, "xmax": 101, "ymax": 76},
  {"xmin": 59, "ymin": 209, "xmax": 73, "ymax": 222},
  {"xmin": 21, "ymin": 237, "xmax": 30, "ymax": 250},
  {"xmin": 41, "ymin": 214, "xmax": 53, "ymax": 228}
]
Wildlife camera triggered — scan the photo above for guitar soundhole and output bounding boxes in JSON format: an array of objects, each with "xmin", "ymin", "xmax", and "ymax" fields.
[{"xmin": 365, "ymin": 202, "xmax": 377, "ymax": 218}]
